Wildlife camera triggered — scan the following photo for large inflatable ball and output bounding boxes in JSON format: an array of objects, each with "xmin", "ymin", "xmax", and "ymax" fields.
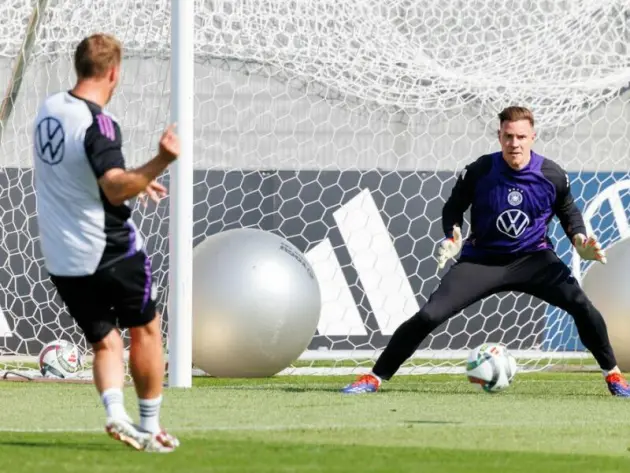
[
  {"xmin": 191, "ymin": 228, "xmax": 321, "ymax": 377},
  {"xmin": 581, "ymin": 238, "xmax": 630, "ymax": 371}
]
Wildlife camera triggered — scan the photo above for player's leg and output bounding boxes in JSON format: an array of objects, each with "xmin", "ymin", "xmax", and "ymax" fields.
[
  {"xmin": 92, "ymin": 328, "xmax": 127, "ymax": 420},
  {"xmin": 49, "ymin": 275, "xmax": 128, "ymax": 418},
  {"xmin": 128, "ymin": 314, "xmax": 166, "ymax": 433},
  {"xmin": 48, "ymin": 274, "xmax": 151, "ymax": 449},
  {"xmin": 342, "ymin": 259, "xmax": 510, "ymax": 393},
  {"xmin": 113, "ymin": 251, "xmax": 179, "ymax": 450},
  {"xmin": 512, "ymin": 251, "xmax": 630, "ymax": 397}
]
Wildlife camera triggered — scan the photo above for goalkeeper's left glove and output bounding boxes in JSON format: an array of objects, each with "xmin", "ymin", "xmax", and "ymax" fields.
[
  {"xmin": 436, "ymin": 225, "xmax": 463, "ymax": 269},
  {"xmin": 573, "ymin": 233, "xmax": 607, "ymax": 264}
]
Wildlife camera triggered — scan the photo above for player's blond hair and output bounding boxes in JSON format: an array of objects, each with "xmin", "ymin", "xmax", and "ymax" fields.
[
  {"xmin": 498, "ymin": 106, "xmax": 535, "ymax": 127},
  {"xmin": 74, "ymin": 33, "xmax": 122, "ymax": 80}
]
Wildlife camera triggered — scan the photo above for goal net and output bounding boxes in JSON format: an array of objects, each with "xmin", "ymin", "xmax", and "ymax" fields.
[{"xmin": 0, "ymin": 0, "xmax": 629, "ymax": 377}]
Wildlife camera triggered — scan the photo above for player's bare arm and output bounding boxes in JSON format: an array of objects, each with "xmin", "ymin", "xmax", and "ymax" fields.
[
  {"xmin": 138, "ymin": 180, "xmax": 168, "ymax": 206},
  {"xmin": 99, "ymin": 125, "xmax": 180, "ymax": 206}
]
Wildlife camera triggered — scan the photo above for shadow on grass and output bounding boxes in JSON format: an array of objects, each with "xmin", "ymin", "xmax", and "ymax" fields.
[
  {"xmin": 0, "ymin": 438, "xmax": 124, "ymax": 452},
  {"xmin": 403, "ymin": 420, "xmax": 463, "ymax": 425},
  {"xmin": 276, "ymin": 385, "xmax": 490, "ymax": 395}
]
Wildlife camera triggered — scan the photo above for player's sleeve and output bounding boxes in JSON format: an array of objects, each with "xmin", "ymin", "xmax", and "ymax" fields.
[
  {"xmin": 83, "ymin": 113, "xmax": 125, "ymax": 178},
  {"xmin": 441, "ymin": 155, "xmax": 491, "ymax": 238},
  {"xmin": 541, "ymin": 159, "xmax": 587, "ymax": 240}
]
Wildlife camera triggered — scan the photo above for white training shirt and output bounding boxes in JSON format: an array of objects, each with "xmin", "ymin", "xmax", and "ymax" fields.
[{"xmin": 32, "ymin": 91, "xmax": 143, "ymax": 277}]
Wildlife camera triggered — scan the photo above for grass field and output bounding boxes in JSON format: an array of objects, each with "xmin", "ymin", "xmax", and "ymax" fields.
[{"xmin": 1, "ymin": 372, "xmax": 630, "ymax": 472}]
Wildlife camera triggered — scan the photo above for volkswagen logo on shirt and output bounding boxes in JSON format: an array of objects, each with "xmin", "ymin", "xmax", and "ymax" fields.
[
  {"xmin": 496, "ymin": 209, "xmax": 530, "ymax": 238},
  {"xmin": 35, "ymin": 117, "xmax": 65, "ymax": 165}
]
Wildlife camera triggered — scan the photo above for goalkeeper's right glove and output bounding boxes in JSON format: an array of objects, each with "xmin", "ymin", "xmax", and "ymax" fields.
[
  {"xmin": 573, "ymin": 233, "xmax": 607, "ymax": 265},
  {"xmin": 436, "ymin": 225, "xmax": 463, "ymax": 269}
]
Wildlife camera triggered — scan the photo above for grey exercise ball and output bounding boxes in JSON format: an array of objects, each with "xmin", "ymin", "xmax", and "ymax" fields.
[
  {"xmin": 581, "ymin": 238, "xmax": 630, "ymax": 371},
  {"xmin": 191, "ymin": 228, "xmax": 321, "ymax": 377}
]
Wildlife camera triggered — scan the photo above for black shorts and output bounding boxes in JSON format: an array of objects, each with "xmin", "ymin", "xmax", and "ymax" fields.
[
  {"xmin": 50, "ymin": 251, "xmax": 157, "ymax": 344},
  {"xmin": 423, "ymin": 249, "xmax": 590, "ymax": 324}
]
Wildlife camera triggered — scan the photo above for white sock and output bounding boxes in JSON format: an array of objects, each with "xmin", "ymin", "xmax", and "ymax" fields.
[
  {"xmin": 139, "ymin": 396, "xmax": 162, "ymax": 434},
  {"xmin": 101, "ymin": 388, "xmax": 128, "ymax": 420},
  {"xmin": 604, "ymin": 366, "xmax": 621, "ymax": 377}
]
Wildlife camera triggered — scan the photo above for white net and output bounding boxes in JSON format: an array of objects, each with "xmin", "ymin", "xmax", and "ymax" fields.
[{"xmin": 0, "ymin": 0, "xmax": 629, "ymax": 377}]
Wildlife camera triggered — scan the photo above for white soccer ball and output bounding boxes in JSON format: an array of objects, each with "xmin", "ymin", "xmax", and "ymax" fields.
[
  {"xmin": 466, "ymin": 343, "xmax": 517, "ymax": 393},
  {"xmin": 38, "ymin": 339, "xmax": 84, "ymax": 379}
]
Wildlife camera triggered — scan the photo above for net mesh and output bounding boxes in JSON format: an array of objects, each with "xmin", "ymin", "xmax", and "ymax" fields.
[{"xmin": 1, "ymin": 0, "xmax": 629, "ymax": 376}]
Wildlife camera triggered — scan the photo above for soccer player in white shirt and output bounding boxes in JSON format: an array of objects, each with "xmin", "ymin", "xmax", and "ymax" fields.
[{"xmin": 32, "ymin": 33, "xmax": 180, "ymax": 452}]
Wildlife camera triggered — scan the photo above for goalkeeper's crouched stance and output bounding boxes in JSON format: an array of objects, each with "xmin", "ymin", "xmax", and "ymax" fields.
[{"xmin": 343, "ymin": 106, "xmax": 630, "ymax": 397}]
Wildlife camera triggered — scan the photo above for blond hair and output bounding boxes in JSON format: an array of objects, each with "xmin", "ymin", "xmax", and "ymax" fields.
[
  {"xmin": 498, "ymin": 106, "xmax": 535, "ymax": 127},
  {"xmin": 74, "ymin": 33, "xmax": 122, "ymax": 80}
]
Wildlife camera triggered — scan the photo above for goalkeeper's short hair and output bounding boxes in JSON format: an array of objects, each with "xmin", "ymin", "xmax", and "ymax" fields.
[{"xmin": 498, "ymin": 106, "xmax": 534, "ymax": 128}]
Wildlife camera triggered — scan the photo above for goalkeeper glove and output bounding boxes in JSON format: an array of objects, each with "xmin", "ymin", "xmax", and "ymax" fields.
[
  {"xmin": 573, "ymin": 233, "xmax": 607, "ymax": 264},
  {"xmin": 436, "ymin": 226, "xmax": 463, "ymax": 269}
]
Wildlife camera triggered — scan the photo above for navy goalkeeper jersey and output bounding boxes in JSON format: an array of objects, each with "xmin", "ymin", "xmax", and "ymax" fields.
[{"xmin": 442, "ymin": 151, "xmax": 586, "ymax": 259}]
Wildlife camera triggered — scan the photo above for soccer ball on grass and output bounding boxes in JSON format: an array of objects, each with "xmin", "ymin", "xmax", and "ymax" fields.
[
  {"xmin": 466, "ymin": 343, "xmax": 517, "ymax": 392},
  {"xmin": 38, "ymin": 339, "xmax": 85, "ymax": 379}
]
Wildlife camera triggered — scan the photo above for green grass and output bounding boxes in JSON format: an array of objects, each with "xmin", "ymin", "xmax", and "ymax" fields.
[{"xmin": 1, "ymin": 373, "xmax": 629, "ymax": 472}]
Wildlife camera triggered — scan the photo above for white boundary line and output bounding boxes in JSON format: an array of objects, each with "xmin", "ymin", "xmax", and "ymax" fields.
[
  {"xmin": 1, "ymin": 419, "xmax": 628, "ymax": 433},
  {"xmin": 0, "ymin": 349, "xmax": 592, "ymax": 380},
  {"xmin": 0, "ymin": 423, "xmax": 397, "ymax": 433},
  {"xmin": 0, "ymin": 349, "xmax": 591, "ymax": 363},
  {"xmin": 297, "ymin": 349, "xmax": 590, "ymax": 360}
]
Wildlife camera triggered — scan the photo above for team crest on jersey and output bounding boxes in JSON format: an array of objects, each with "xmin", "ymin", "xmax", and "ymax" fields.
[
  {"xmin": 507, "ymin": 188, "xmax": 523, "ymax": 206},
  {"xmin": 35, "ymin": 116, "xmax": 65, "ymax": 165},
  {"xmin": 496, "ymin": 209, "xmax": 530, "ymax": 238}
]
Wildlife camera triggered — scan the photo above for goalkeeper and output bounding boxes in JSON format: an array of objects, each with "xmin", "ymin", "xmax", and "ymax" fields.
[{"xmin": 342, "ymin": 106, "xmax": 630, "ymax": 397}]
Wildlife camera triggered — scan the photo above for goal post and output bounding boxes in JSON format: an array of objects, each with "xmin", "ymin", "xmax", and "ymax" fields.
[
  {"xmin": 168, "ymin": 0, "xmax": 195, "ymax": 388},
  {"xmin": 0, "ymin": 0, "xmax": 629, "ymax": 378},
  {"xmin": 0, "ymin": 0, "xmax": 48, "ymax": 143}
]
